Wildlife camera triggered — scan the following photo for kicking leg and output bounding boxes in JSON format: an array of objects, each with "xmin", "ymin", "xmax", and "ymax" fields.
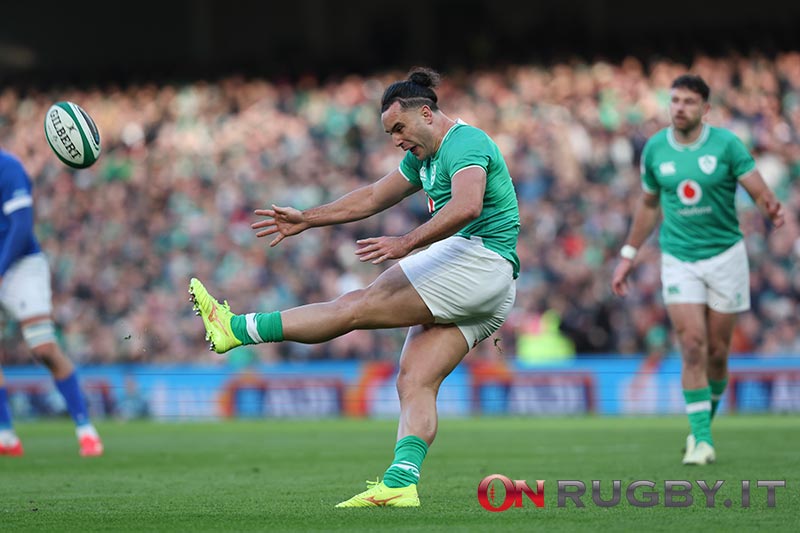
[
  {"xmin": 281, "ymin": 265, "xmax": 434, "ymax": 342},
  {"xmin": 190, "ymin": 264, "xmax": 434, "ymax": 353}
]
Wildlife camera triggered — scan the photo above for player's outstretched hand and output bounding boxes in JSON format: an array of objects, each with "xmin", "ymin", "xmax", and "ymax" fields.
[
  {"xmin": 355, "ymin": 235, "xmax": 413, "ymax": 264},
  {"xmin": 252, "ymin": 205, "xmax": 310, "ymax": 247},
  {"xmin": 611, "ymin": 259, "xmax": 634, "ymax": 297}
]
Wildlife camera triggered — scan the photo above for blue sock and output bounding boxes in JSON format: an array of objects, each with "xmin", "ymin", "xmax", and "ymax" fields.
[
  {"xmin": 0, "ymin": 387, "xmax": 12, "ymax": 429},
  {"xmin": 55, "ymin": 373, "xmax": 90, "ymax": 427}
]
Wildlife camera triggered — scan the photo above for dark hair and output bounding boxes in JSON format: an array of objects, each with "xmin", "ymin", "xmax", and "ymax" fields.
[
  {"xmin": 380, "ymin": 67, "xmax": 441, "ymax": 113},
  {"xmin": 671, "ymin": 74, "xmax": 710, "ymax": 101}
]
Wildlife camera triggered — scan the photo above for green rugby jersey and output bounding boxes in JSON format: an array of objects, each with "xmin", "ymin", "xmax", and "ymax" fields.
[
  {"xmin": 640, "ymin": 124, "xmax": 756, "ymax": 261},
  {"xmin": 399, "ymin": 121, "xmax": 520, "ymax": 278}
]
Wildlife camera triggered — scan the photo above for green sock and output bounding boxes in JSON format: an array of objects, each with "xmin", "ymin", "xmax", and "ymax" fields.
[
  {"xmin": 684, "ymin": 387, "xmax": 713, "ymax": 446},
  {"xmin": 382, "ymin": 435, "xmax": 428, "ymax": 488},
  {"xmin": 709, "ymin": 377, "xmax": 728, "ymax": 420},
  {"xmin": 230, "ymin": 312, "xmax": 284, "ymax": 344}
]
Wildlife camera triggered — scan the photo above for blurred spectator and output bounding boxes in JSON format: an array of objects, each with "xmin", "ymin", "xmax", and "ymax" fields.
[
  {"xmin": 1, "ymin": 52, "xmax": 799, "ymax": 363},
  {"xmin": 507, "ymin": 303, "xmax": 576, "ymax": 363}
]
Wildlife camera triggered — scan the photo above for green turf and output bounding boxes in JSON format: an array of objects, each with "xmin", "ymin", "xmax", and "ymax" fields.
[{"xmin": 1, "ymin": 416, "xmax": 797, "ymax": 532}]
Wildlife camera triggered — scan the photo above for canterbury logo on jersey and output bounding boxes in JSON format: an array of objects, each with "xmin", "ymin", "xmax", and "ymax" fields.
[{"xmin": 659, "ymin": 162, "xmax": 676, "ymax": 176}]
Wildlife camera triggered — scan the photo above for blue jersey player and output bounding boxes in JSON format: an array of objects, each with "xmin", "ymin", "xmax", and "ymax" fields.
[{"xmin": 0, "ymin": 149, "xmax": 103, "ymax": 457}]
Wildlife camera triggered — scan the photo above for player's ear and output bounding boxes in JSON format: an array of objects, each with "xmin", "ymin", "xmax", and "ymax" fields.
[
  {"xmin": 702, "ymin": 101, "xmax": 711, "ymax": 116},
  {"xmin": 420, "ymin": 105, "xmax": 433, "ymax": 123}
]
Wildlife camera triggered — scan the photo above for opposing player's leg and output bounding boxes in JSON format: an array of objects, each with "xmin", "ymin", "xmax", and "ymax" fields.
[
  {"xmin": 25, "ymin": 317, "xmax": 104, "ymax": 457},
  {"xmin": 0, "ymin": 254, "xmax": 102, "ymax": 456},
  {"xmin": 0, "ymin": 369, "xmax": 23, "ymax": 456},
  {"xmin": 190, "ymin": 263, "xmax": 434, "ymax": 353},
  {"xmin": 336, "ymin": 324, "xmax": 469, "ymax": 508},
  {"xmin": 667, "ymin": 303, "xmax": 715, "ymax": 464}
]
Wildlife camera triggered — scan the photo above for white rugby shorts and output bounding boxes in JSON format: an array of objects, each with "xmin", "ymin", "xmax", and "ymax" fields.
[
  {"xmin": 0, "ymin": 253, "xmax": 53, "ymax": 320},
  {"xmin": 661, "ymin": 240, "xmax": 750, "ymax": 313},
  {"xmin": 399, "ymin": 236, "xmax": 516, "ymax": 349}
]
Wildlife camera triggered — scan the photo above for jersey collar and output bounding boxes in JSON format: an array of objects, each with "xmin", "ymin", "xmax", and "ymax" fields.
[
  {"xmin": 431, "ymin": 120, "xmax": 464, "ymax": 160},
  {"xmin": 667, "ymin": 123, "xmax": 710, "ymax": 151},
  {"xmin": 442, "ymin": 120, "xmax": 464, "ymax": 144}
]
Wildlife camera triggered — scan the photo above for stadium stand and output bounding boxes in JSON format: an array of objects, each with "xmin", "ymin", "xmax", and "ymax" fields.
[{"xmin": 0, "ymin": 52, "xmax": 799, "ymax": 363}]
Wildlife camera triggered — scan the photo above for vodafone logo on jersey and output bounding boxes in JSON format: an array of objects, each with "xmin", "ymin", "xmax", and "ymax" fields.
[{"xmin": 677, "ymin": 179, "xmax": 703, "ymax": 206}]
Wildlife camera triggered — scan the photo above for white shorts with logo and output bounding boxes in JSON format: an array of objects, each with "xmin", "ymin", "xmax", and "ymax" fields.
[
  {"xmin": 399, "ymin": 236, "xmax": 516, "ymax": 349},
  {"xmin": 661, "ymin": 240, "xmax": 750, "ymax": 313},
  {"xmin": 0, "ymin": 253, "xmax": 53, "ymax": 320}
]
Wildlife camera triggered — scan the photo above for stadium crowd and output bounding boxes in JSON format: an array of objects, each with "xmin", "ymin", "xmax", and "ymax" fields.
[{"xmin": 1, "ymin": 52, "xmax": 799, "ymax": 364}]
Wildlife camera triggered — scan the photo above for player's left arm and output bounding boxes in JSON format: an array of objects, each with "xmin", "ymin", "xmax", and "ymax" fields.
[
  {"xmin": 739, "ymin": 170, "xmax": 785, "ymax": 228},
  {"xmin": 355, "ymin": 166, "xmax": 485, "ymax": 264}
]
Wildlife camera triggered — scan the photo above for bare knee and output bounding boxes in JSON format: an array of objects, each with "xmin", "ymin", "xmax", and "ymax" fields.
[
  {"xmin": 338, "ymin": 286, "xmax": 396, "ymax": 330},
  {"xmin": 678, "ymin": 332, "xmax": 707, "ymax": 368},
  {"xmin": 31, "ymin": 343, "xmax": 60, "ymax": 370},
  {"xmin": 331, "ymin": 289, "xmax": 369, "ymax": 329},
  {"xmin": 31, "ymin": 344, "xmax": 72, "ymax": 377},
  {"xmin": 396, "ymin": 366, "xmax": 440, "ymax": 400},
  {"xmin": 707, "ymin": 343, "xmax": 729, "ymax": 373}
]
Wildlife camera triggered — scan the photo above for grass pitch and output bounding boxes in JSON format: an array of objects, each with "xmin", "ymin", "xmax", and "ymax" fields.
[{"xmin": 1, "ymin": 416, "xmax": 797, "ymax": 532}]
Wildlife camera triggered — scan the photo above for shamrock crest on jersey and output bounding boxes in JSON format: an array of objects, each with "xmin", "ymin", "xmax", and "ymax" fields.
[{"xmin": 698, "ymin": 155, "xmax": 717, "ymax": 174}]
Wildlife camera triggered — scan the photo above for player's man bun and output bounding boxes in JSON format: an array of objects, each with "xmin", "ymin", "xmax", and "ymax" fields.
[
  {"xmin": 407, "ymin": 67, "xmax": 441, "ymax": 90},
  {"xmin": 381, "ymin": 67, "xmax": 441, "ymax": 113}
]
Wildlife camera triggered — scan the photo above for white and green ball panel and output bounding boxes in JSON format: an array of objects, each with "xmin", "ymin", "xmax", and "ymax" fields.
[{"xmin": 43, "ymin": 101, "xmax": 101, "ymax": 169}]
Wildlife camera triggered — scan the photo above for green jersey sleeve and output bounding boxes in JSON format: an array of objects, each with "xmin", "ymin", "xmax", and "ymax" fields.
[
  {"xmin": 399, "ymin": 152, "xmax": 423, "ymax": 187},
  {"xmin": 640, "ymin": 139, "xmax": 659, "ymax": 194},
  {"xmin": 442, "ymin": 128, "xmax": 492, "ymax": 175},
  {"xmin": 727, "ymin": 133, "xmax": 756, "ymax": 179}
]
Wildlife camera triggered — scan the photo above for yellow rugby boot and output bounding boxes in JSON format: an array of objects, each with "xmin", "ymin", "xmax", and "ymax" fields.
[
  {"xmin": 335, "ymin": 479, "xmax": 420, "ymax": 508},
  {"xmin": 189, "ymin": 278, "xmax": 242, "ymax": 354}
]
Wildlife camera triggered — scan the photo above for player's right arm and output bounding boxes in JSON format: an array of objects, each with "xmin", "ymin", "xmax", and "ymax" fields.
[
  {"xmin": 252, "ymin": 168, "xmax": 421, "ymax": 247},
  {"xmin": 611, "ymin": 191, "xmax": 661, "ymax": 297},
  {"xmin": 0, "ymin": 158, "xmax": 35, "ymax": 277}
]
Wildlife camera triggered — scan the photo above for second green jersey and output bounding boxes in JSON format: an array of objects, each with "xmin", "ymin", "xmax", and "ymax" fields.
[
  {"xmin": 641, "ymin": 124, "xmax": 756, "ymax": 261},
  {"xmin": 399, "ymin": 122, "xmax": 520, "ymax": 278}
]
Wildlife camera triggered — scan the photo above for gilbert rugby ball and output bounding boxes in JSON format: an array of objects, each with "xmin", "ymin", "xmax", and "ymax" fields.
[{"xmin": 44, "ymin": 101, "xmax": 101, "ymax": 169}]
